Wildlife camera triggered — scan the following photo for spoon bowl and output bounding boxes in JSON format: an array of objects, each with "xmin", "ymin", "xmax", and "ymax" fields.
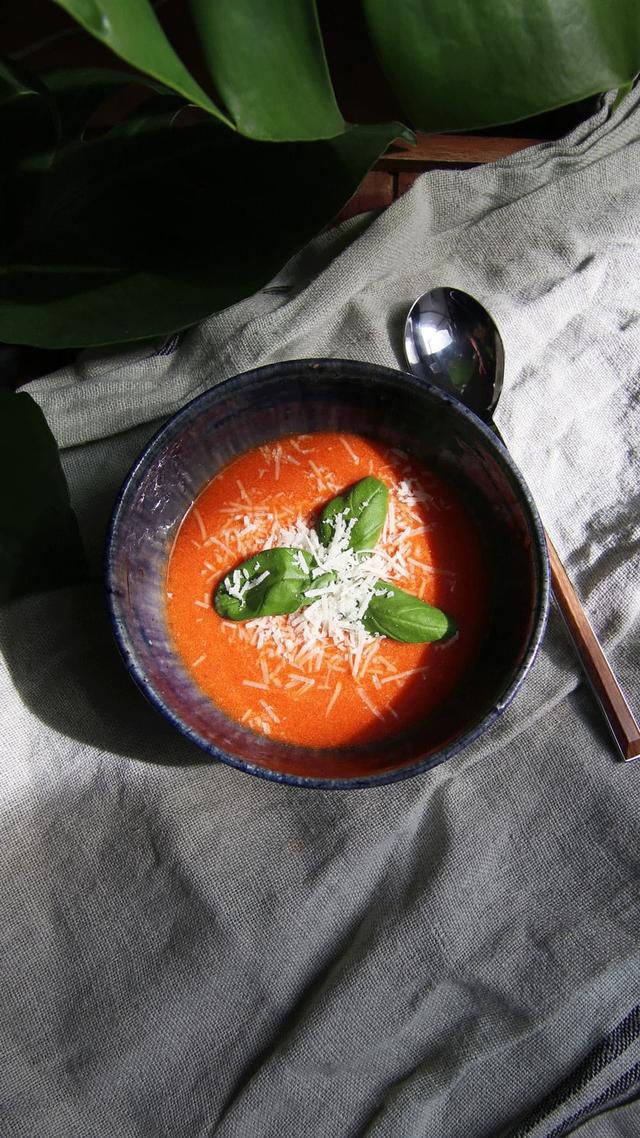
[{"xmin": 404, "ymin": 286, "xmax": 505, "ymax": 420}]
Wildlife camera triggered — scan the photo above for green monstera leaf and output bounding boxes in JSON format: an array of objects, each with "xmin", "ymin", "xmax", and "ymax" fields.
[
  {"xmin": 51, "ymin": 0, "xmax": 233, "ymax": 127},
  {"xmin": 0, "ymin": 91, "xmax": 408, "ymax": 348},
  {"xmin": 189, "ymin": 0, "xmax": 345, "ymax": 141},
  {"xmin": 363, "ymin": 0, "xmax": 640, "ymax": 131}
]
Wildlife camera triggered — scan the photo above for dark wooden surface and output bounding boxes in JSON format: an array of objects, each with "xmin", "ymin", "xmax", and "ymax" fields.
[{"xmin": 335, "ymin": 131, "xmax": 545, "ymax": 222}]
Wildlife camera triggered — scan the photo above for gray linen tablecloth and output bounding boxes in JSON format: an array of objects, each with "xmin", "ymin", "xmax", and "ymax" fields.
[{"xmin": 2, "ymin": 88, "xmax": 639, "ymax": 1137}]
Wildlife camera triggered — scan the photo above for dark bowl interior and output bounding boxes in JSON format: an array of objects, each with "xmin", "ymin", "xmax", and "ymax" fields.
[{"xmin": 107, "ymin": 359, "xmax": 549, "ymax": 788}]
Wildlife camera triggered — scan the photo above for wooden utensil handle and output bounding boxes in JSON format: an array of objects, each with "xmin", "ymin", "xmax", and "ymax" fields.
[{"xmin": 546, "ymin": 534, "xmax": 640, "ymax": 762}]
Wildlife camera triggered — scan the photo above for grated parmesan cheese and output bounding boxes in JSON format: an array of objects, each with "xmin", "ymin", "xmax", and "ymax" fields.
[
  {"xmin": 356, "ymin": 687, "xmax": 385, "ymax": 721},
  {"xmin": 339, "ymin": 437, "xmax": 360, "ymax": 464},
  {"xmin": 238, "ymin": 506, "xmax": 405, "ymax": 678},
  {"xmin": 259, "ymin": 700, "xmax": 280, "ymax": 723},
  {"xmin": 189, "ymin": 453, "xmax": 447, "ymax": 733},
  {"xmin": 325, "ymin": 681, "xmax": 342, "ymax": 716},
  {"xmin": 192, "ymin": 507, "xmax": 208, "ymax": 541},
  {"xmin": 379, "ymin": 666, "xmax": 430, "ymax": 685}
]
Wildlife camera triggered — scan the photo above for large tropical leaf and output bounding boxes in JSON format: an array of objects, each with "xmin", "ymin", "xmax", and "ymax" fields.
[
  {"xmin": 0, "ymin": 89, "xmax": 409, "ymax": 347},
  {"xmin": 51, "ymin": 0, "xmax": 234, "ymax": 127},
  {"xmin": 189, "ymin": 0, "xmax": 345, "ymax": 141},
  {"xmin": 0, "ymin": 56, "xmax": 56, "ymax": 169},
  {"xmin": 43, "ymin": 66, "xmax": 168, "ymax": 143},
  {"xmin": 0, "ymin": 392, "xmax": 86, "ymax": 602},
  {"xmin": 363, "ymin": 0, "xmax": 640, "ymax": 131}
]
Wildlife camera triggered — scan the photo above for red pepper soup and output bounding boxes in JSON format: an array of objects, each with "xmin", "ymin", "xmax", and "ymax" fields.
[{"xmin": 166, "ymin": 432, "xmax": 488, "ymax": 747}]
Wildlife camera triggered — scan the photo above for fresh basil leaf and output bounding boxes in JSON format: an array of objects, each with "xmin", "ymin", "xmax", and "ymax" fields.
[
  {"xmin": 214, "ymin": 547, "xmax": 317, "ymax": 620},
  {"xmin": 308, "ymin": 571, "xmax": 335, "ymax": 594},
  {"xmin": 318, "ymin": 476, "xmax": 388, "ymax": 553},
  {"xmin": 363, "ymin": 580, "xmax": 456, "ymax": 643}
]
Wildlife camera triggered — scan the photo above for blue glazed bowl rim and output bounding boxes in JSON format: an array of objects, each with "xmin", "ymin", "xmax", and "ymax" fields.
[{"xmin": 106, "ymin": 357, "xmax": 550, "ymax": 790}]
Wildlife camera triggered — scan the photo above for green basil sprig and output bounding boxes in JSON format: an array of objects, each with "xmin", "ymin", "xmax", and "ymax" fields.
[
  {"xmin": 317, "ymin": 475, "xmax": 388, "ymax": 552},
  {"xmin": 212, "ymin": 474, "xmax": 456, "ymax": 643},
  {"xmin": 215, "ymin": 547, "xmax": 323, "ymax": 620},
  {"xmin": 363, "ymin": 581, "xmax": 456, "ymax": 643}
]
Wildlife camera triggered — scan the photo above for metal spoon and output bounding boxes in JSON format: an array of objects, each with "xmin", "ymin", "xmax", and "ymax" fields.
[{"xmin": 404, "ymin": 286, "xmax": 640, "ymax": 762}]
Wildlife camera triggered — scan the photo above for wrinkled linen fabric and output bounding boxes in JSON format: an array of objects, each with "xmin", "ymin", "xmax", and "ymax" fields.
[{"xmin": 2, "ymin": 87, "xmax": 640, "ymax": 1137}]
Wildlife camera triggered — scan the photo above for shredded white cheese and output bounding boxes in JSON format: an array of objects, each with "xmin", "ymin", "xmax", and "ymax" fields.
[
  {"xmin": 270, "ymin": 510, "xmax": 391, "ymax": 675},
  {"xmin": 356, "ymin": 687, "xmax": 385, "ymax": 721},
  {"xmin": 379, "ymin": 666, "xmax": 430, "ymax": 685},
  {"xmin": 191, "ymin": 451, "xmax": 449, "ymax": 735},
  {"xmin": 212, "ymin": 485, "xmax": 436, "ymax": 681},
  {"xmin": 192, "ymin": 507, "xmax": 208, "ymax": 542},
  {"xmin": 325, "ymin": 681, "xmax": 342, "ymax": 716},
  {"xmin": 259, "ymin": 700, "xmax": 280, "ymax": 723},
  {"xmin": 339, "ymin": 437, "xmax": 360, "ymax": 463}
]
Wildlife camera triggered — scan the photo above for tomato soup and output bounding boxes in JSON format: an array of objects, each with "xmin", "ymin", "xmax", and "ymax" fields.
[{"xmin": 166, "ymin": 432, "xmax": 488, "ymax": 747}]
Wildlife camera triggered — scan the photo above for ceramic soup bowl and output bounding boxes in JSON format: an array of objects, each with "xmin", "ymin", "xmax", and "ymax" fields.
[{"xmin": 106, "ymin": 359, "xmax": 549, "ymax": 788}]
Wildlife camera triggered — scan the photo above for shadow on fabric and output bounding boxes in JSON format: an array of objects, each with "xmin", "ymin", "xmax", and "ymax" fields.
[{"xmin": 0, "ymin": 582, "xmax": 209, "ymax": 766}]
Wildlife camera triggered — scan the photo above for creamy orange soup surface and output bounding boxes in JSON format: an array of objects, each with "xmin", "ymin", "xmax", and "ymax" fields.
[{"xmin": 166, "ymin": 432, "xmax": 489, "ymax": 748}]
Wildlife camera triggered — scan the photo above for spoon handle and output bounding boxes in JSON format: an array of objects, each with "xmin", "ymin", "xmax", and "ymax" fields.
[{"xmin": 546, "ymin": 535, "xmax": 640, "ymax": 762}]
